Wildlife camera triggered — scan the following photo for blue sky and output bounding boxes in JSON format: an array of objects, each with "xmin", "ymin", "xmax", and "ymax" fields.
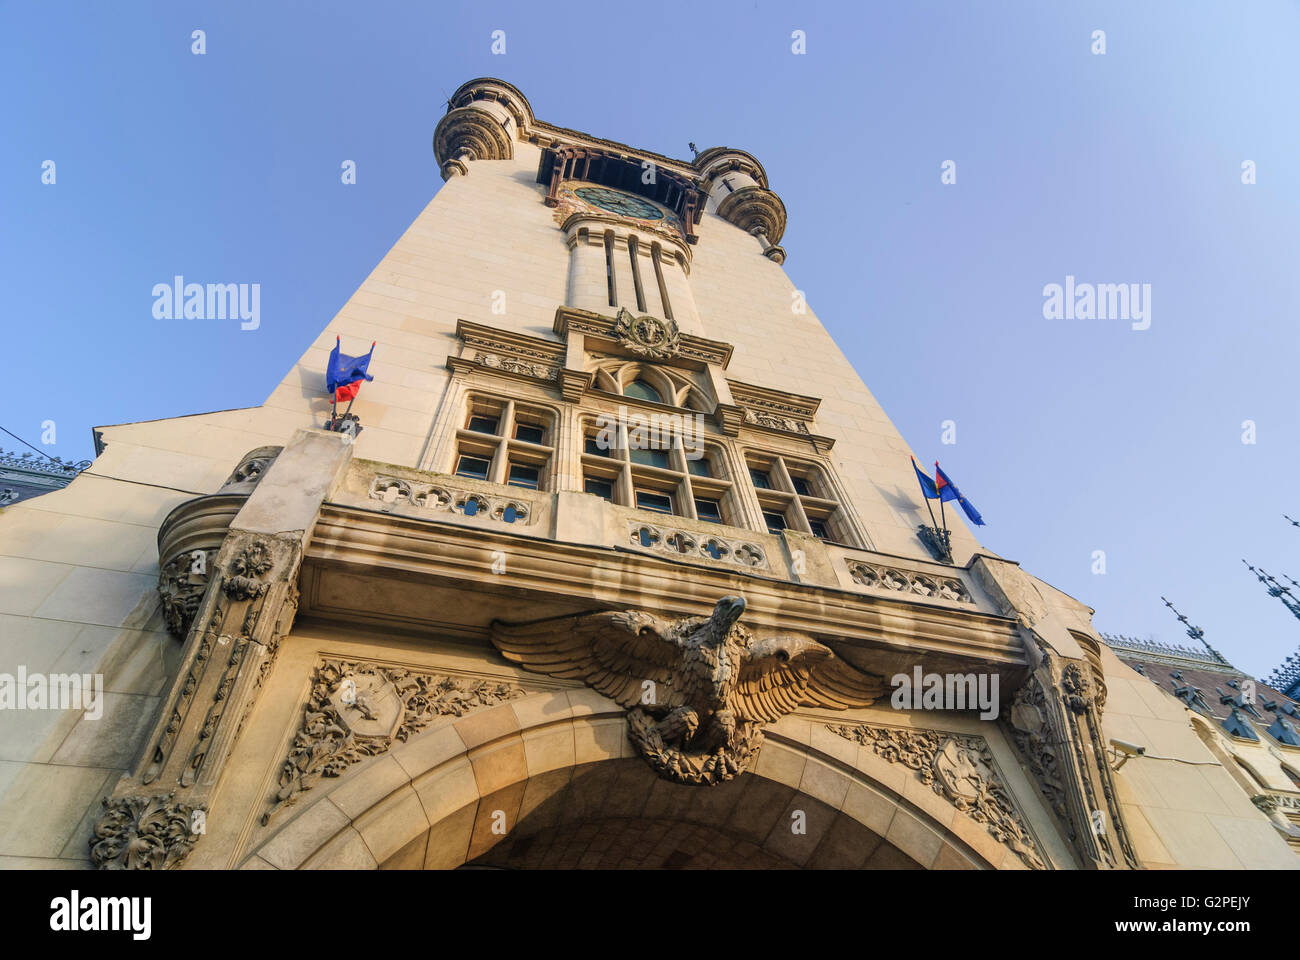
[{"xmin": 3, "ymin": 1, "xmax": 1299, "ymax": 677}]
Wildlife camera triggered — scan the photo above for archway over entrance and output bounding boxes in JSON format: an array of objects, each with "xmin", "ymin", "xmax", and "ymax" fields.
[
  {"xmin": 450, "ymin": 758, "xmax": 922, "ymax": 869},
  {"xmin": 240, "ymin": 688, "xmax": 996, "ymax": 870}
]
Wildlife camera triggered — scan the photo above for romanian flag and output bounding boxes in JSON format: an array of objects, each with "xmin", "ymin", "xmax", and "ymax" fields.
[
  {"xmin": 935, "ymin": 462, "xmax": 985, "ymax": 526},
  {"xmin": 327, "ymin": 337, "xmax": 375, "ymax": 402}
]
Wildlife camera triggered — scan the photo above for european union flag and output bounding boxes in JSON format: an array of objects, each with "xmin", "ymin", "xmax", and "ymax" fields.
[
  {"xmin": 911, "ymin": 456, "xmax": 938, "ymax": 500},
  {"xmin": 327, "ymin": 337, "xmax": 375, "ymax": 401},
  {"xmin": 935, "ymin": 463, "xmax": 985, "ymax": 526}
]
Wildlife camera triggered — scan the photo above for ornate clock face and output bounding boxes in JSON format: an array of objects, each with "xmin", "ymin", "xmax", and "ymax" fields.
[{"xmin": 574, "ymin": 186, "xmax": 665, "ymax": 221}]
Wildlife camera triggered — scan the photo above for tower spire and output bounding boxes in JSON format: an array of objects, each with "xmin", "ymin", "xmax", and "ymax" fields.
[
  {"xmin": 1242, "ymin": 559, "xmax": 1300, "ymax": 623},
  {"xmin": 1160, "ymin": 596, "xmax": 1229, "ymax": 665}
]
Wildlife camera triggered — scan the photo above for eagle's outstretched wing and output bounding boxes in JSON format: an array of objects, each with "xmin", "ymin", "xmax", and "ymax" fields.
[
  {"xmin": 736, "ymin": 634, "xmax": 886, "ymax": 723},
  {"xmin": 490, "ymin": 610, "xmax": 693, "ymax": 710}
]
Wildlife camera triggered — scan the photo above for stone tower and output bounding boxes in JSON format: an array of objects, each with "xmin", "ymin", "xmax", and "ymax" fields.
[{"xmin": 0, "ymin": 79, "xmax": 1293, "ymax": 870}]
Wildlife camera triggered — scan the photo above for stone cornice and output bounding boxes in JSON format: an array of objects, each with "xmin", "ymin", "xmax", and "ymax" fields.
[
  {"xmin": 455, "ymin": 319, "xmax": 564, "ymax": 361},
  {"xmin": 303, "ymin": 502, "xmax": 1027, "ymax": 672},
  {"xmin": 450, "ymin": 319, "xmax": 564, "ymax": 384},
  {"xmin": 726, "ymin": 380, "xmax": 821, "ymax": 420}
]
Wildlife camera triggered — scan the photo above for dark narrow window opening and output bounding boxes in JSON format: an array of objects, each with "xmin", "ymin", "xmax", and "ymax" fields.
[
  {"xmin": 628, "ymin": 237, "xmax": 646, "ymax": 312},
  {"xmin": 695, "ymin": 499, "xmax": 722, "ymax": 524},
  {"xmin": 604, "ymin": 232, "xmax": 617, "ymax": 307},
  {"xmin": 584, "ymin": 477, "xmax": 614, "ymax": 501},
  {"xmin": 514, "ymin": 424, "xmax": 544, "ymax": 445},
  {"xmin": 507, "ymin": 464, "xmax": 540, "ymax": 490},
  {"xmin": 652, "ymin": 247, "xmax": 673, "ymax": 320},
  {"xmin": 762, "ymin": 511, "xmax": 787, "ymax": 535},
  {"xmin": 455, "ymin": 455, "xmax": 491, "ymax": 481},
  {"xmin": 636, "ymin": 490, "xmax": 674, "ymax": 514}
]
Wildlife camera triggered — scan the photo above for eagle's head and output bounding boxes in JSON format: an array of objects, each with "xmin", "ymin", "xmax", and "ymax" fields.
[{"xmin": 703, "ymin": 596, "xmax": 747, "ymax": 645}]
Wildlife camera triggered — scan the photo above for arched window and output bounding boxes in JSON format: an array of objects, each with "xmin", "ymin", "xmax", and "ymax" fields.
[
  {"xmin": 1234, "ymin": 758, "xmax": 1268, "ymax": 790},
  {"xmin": 624, "ymin": 379, "xmax": 662, "ymax": 404}
]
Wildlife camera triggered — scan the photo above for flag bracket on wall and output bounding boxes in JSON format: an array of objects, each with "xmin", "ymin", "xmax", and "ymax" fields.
[{"xmin": 916, "ymin": 523, "xmax": 953, "ymax": 564}]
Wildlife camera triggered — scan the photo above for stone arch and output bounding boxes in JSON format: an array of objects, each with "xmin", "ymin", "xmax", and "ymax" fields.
[{"xmin": 239, "ymin": 688, "xmax": 1009, "ymax": 870}]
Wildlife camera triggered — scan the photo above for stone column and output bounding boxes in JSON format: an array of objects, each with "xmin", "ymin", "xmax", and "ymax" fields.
[
  {"xmin": 88, "ymin": 429, "xmax": 352, "ymax": 869},
  {"xmin": 972, "ymin": 555, "xmax": 1142, "ymax": 870}
]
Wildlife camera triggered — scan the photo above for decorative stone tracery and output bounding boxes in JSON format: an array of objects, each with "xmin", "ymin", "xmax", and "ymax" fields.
[
  {"xmin": 628, "ymin": 521, "xmax": 766, "ymax": 569},
  {"xmin": 848, "ymin": 561, "xmax": 973, "ymax": 604},
  {"xmin": 263, "ymin": 659, "xmax": 526, "ymax": 824},
  {"xmin": 827, "ymin": 722, "xmax": 1046, "ymax": 869},
  {"xmin": 368, "ymin": 475, "xmax": 534, "ymax": 525}
]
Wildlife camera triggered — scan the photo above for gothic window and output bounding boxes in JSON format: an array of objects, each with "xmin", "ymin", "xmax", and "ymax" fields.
[
  {"xmin": 624, "ymin": 379, "xmax": 663, "ymax": 404},
  {"xmin": 579, "ymin": 416, "xmax": 738, "ymax": 525},
  {"xmin": 1234, "ymin": 758, "xmax": 1268, "ymax": 790},
  {"xmin": 451, "ymin": 395, "xmax": 555, "ymax": 491},
  {"xmin": 589, "ymin": 360, "xmax": 709, "ymax": 412},
  {"xmin": 745, "ymin": 451, "xmax": 846, "ymax": 542}
]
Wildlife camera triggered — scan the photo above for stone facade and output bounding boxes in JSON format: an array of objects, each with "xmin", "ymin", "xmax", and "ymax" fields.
[{"xmin": 0, "ymin": 78, "xmax": 1294, "ymax": 869}]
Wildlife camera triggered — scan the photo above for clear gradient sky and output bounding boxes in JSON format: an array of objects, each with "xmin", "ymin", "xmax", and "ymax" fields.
[{"xmin": 3, "ymin": 1, "xmax": 1298, "ymax": 677}]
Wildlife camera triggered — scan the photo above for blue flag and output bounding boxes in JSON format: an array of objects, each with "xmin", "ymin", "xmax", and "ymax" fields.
[
  {"xmin": 934, "ymin": 463, "xmax": 985, "ymax": 526},
  {"xmin": 911, "ymin": 456, "xmax": 938, "ymax": 500},
  {"xmin": 327, "ymin": 337, "xmax": 375, "ymax": 400}
]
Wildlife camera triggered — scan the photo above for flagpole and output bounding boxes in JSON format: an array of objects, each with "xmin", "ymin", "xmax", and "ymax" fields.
[
  {"xmin": 920, "ymin": 474, "xmax": 940, "ymax": 531},
  {"xmin": 936, "ymin": 461, "xmax": 948, "ymax": 536}
]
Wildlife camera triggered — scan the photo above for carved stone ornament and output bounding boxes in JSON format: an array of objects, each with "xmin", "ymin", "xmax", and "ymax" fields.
[
  {"xmin": 613, "ymin": 307, "xmax": 680, "ymax": 360},
  {"xmin": 219, "ymin": 446, "xmax": 281, "ymax": 493},
  {"xmin": 827, "ymin": 722, "xmax": 1046, "ymax": 869},
  {"xmin": 433, "ymin": 105, "xmax": 514, "ymax": 179},
  {"xmin": 742, "ymin": 407, "xmax": 811, "ymax": 435},
  {"xmin": 263, "ymin": 660, "xmax": 526, "ymax": 824},
  {"xmin": 1005, "ymin": 642, "xmax": 1142, "ymax": 869},
  {"xmin": 473, "ymin": 351, "xmax": 559, "ymax": 381},
  {"xmin": 96, "ymin": 530, "xmax": 304, "ymax": 868},
  {"xmin": 224, "ymin": 540, "xmax": 275, "ymax": 600},
  {"xmin": 89, "ymin": 793, "xmax": 203, "ymax": 870},
  {"xmin": 491, "ymin": 596, "xmax": 884, "ymax": 785},
  {"xmin": 158, "ymin": 548, "xmax": 217, "ymax": 639}
]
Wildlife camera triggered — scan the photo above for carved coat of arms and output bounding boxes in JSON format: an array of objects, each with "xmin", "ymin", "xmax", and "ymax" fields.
[
  {"xmin": 613, "ymin": 307, "xmax": 680, "ymax": 360},
  {"xmin": 491, "ymin": 596, "xmax": 884, "ymax": 784}
]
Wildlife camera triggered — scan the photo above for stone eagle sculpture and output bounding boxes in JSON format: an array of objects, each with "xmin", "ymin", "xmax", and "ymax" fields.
[{"xmin": 490, "ymin": 596, "xmax": 884, "ymax": 785}]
